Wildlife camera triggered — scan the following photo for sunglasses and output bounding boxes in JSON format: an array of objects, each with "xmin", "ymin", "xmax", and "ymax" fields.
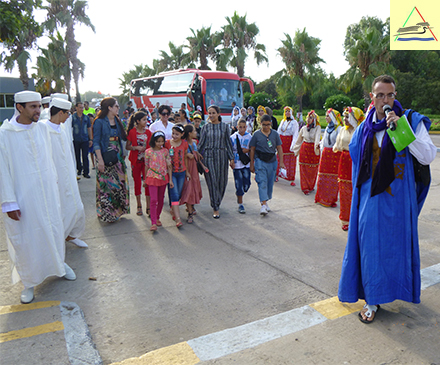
[{"xmin": 161, "ymin": 112, "xmax": 170, "ymax": 116}]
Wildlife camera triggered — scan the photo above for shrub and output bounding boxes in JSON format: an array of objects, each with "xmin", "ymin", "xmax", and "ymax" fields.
[
  {"xmin": 249, "ymin": 92, "xmax": 277, "ymax": 110},
  {"xmin": 323, "ymin": 94, "xmax": 352, "ymax": 113}
]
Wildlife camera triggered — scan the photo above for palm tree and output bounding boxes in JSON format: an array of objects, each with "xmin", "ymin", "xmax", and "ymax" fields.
[
  {"xmin": 44, "ymin": 0, "xmax": 95, "ymax": 101},
  {"xmin": 0, "ymin": 1, "xmax": 41, "ymax": 90},
  {"xmin": 159, "ymin": 41, "xmax": 194, "ymax": 71},
  {"xmin": 33, "ymin": 32, "xmax": 71, "ymax": 96},
  {"xmin": 218, "ymin": 11, "xmax": 268, "ymax": 77},
  {"xmin": 277, "ymin": 29, "xmax": 324, "ymax": 112},
  {"xmin": 186, "ymin": 26, "xmax": 218, "ymax": 70},
  {"xmin": 340, "ymin": 25, "xmax": 392, "ymax": 109}
]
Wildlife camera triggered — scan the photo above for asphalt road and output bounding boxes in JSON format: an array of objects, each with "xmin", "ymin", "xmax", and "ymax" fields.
[{"xmin": 1, "ymin": 135, "xmax": 440, "ymax": 364}]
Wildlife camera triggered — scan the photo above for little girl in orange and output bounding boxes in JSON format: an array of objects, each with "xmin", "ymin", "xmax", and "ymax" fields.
[{"xmin": 144, "ymin": 131, "xmax": 173, "ymax": 232}]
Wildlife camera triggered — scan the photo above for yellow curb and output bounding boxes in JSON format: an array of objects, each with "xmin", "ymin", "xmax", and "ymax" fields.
[
  {"xmin": 309, "ymin": 296, "xmax": 365, "ymax": 320},
  {"xmin": 0, "ymin": 321, "xmax": 64, "ymax": 343},
  {"xmin": 109, "ymin": 341, "xmax": 200, "ymax": 365},
  {"xmin": 0, "ymin": 301, "xmax": 61, "ymax": 315}
]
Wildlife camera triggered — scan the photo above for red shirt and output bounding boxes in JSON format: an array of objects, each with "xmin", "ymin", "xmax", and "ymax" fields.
[
  {"xmin": 165, "ymin": 139, "xmax": 188, "ymax": 172},
  {"xmin": 127, "ymin": 127, "xmax": 152, "ymax": 165}
]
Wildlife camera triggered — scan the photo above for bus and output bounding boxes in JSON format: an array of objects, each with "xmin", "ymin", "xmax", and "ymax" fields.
[{"xmin": 129, "ymin": 69, "xmax": 254, "ymax": 122}]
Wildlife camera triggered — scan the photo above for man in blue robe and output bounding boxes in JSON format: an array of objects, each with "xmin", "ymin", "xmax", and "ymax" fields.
[{"xmin": 338, "ymin": 75, "xmax": 437, "ymax": 323}]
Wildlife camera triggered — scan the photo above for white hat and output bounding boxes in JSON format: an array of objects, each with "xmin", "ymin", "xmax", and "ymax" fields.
[
  {"xmin": 42, "ymin": 96, "xmax": 51, "ymax": 104},
  {"xmin": 50, "ymin": 97, "xmax": 72, "ymax": 110},
  {"xmin": 14, "ymin": 91, "xmax": 41, "ymax": 103},
  {"xmin": 51, "ymin": 93, "xmax": 68, "ymax": 100}
]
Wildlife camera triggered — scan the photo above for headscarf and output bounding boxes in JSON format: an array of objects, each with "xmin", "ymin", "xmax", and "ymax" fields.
[
  {"xmin": 306, "ymin": 110, "xmax": 320, "ymax": 132},
  {"xmin": 325, "ymin": 108, "xmax": 341, "ymax": 145},
  {"xmin": 254, "ymin": 105, "xmax": 267, "ymax": 132},
  {"xmin": 246, "ymin": 106, "xmax": 255, "ymax": 122},
  {"xmin": 356, "ymin": 100, "xmax": 403, "ymax": 197},
  {"xmin": 282, "ymin": 106, "xmax": 294, "ymax": 122},
  {"xmin": 343, "ymin": 106, "xmax": 365, "ymax": 130}
]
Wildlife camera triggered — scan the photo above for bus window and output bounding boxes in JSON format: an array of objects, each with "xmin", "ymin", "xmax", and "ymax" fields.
[
  {"xmin": 205, "ymin": 79, "xmax": 242, "ymax": 114},
  {"xmin": 155, "ymin": 73, "xmax": 194, "ymax": 95}
]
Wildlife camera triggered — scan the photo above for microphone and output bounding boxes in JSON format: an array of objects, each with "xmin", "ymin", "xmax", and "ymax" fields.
[{"xmin": 383, "ymin": 104, "xmax": 396, "ymax": 131}]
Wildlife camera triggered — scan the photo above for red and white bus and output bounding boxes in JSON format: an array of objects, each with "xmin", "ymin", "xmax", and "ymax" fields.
[{"xmin": 130, "ymin": 69, "xmax": 254, "ymax": 122}]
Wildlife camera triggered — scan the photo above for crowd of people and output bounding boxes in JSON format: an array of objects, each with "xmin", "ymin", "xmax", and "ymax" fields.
[{"xmin": 0, "ymin": 74, "xmax": 437, "ymax": 327}]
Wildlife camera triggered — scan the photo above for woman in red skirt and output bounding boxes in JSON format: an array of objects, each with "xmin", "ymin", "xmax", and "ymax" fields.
[
  {"xmin": 292, "ymin": 110, "xmax": 321, "ymax": 195},
  {"xmin": 315, "ymin": 109, "xmax": 343, "ymax": 207},
  {"xmin": 277, "ymin": 106, "xmax": 299, "ymax": 186},
  {"xmin": 333, "ymin": 106, "xmax": 364, "ymax": 231}
]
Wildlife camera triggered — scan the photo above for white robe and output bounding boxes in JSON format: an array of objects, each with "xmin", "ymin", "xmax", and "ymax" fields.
[
  {"xmin": 0, "ymin": 118, "xmax": 66, "ymax": 287},
  {"xmin": 45, "ymin": 121, "xmax": 85, "ymax": 239}
]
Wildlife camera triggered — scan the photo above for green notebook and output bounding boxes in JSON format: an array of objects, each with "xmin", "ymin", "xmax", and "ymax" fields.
[{"xmin": 387, "ymin": 114, "xmax": 416, "ymax": 152}]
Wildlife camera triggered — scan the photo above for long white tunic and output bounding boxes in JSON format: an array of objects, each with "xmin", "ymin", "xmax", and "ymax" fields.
[
  {"xmin": 45, "ymin": 121, "xmax": 85, "ymax": 239},
  {"xmin": 0, "ymin": 119, "xmax": 66, "ymax": 287}
]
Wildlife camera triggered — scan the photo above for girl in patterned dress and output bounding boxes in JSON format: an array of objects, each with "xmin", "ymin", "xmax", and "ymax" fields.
[{"xmin": 144, "ymin": 131, "xmax": 173, "ymax": 231}]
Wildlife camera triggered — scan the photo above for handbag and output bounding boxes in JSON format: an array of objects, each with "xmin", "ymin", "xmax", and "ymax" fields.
[
  {"xmin": 189, "ymin": 144, "xmax": 206, "ymax": 175},
  {"xmin": 102, "ymin": 149, "xmax": 118, "ymax": 166},
  {"xmin": 236, "ymin": 136, "xmax": 251, "ymax": 165}
]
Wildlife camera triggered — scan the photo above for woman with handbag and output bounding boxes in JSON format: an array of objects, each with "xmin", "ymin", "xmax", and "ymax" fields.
[
  {"xmin": 180, "ymin": 124, "xmax": 203, "ymax": 223},
  {"xmin": 230, "ymin": 119, "xmax": 252, "ymax": 214},
  {"xmin": 249, "ymin": 114, "xmax": 285, "ymax": 216},
  {"xmin": 93, "ymin": 97, "xmax": 130, "ymax": 223}
]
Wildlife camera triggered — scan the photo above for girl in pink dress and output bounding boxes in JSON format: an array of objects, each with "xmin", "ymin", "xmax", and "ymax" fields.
[
  {"xmin": 144, "ymin": 131, "xmax": 173, "ymax": 231},
  {"xmin": 180, "ymin": 124, "xmax": 203, "ymax": 223}
]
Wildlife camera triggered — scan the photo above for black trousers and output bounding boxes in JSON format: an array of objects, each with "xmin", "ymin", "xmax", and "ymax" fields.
[{"xmin": 74, "ymin": 140, "xmax": 89, "ymax": 175}]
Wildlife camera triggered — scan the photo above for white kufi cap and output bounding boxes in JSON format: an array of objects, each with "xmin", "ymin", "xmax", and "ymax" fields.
[
  {"xmin": 14, "ymin": 91, "xmax": 41, "ymax": 103},
  {"xmin": 50, "ymin": 97, "xmax": 72, "ymax": 110},
  {"xmin": 51, "ymin": 93, "xmax": 69, "ymax": 100},
  {"xmin": 42, "ymin": 96, "xmax": 51, "ymax": 104}
]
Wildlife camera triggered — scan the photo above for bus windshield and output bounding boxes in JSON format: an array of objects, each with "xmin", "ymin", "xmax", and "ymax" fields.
[
  {"xmin": 205, "ymin": 79, "xmax": 242, "ymax": 114},
  {"xmin": 131, "ymin": 73, "xmax": 194, "ymax": 96}
]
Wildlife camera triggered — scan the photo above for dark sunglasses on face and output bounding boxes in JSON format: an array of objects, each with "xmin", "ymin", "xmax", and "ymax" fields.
[{"xmin": 161, "ymin": 112, "xmax": 170, "ymax": 116}]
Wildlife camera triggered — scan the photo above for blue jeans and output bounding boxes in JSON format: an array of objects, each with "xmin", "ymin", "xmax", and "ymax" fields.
[
  {"xmin": 169, "ymin": 171, "xmax": 186, "ymax": 204},
  {"xmin": 233, "ymin": 167, "xmax": 251, "ymax": 196},
  {"xmin": 254, "ymin": 158, "xmax": 277, "ymax": 202}
]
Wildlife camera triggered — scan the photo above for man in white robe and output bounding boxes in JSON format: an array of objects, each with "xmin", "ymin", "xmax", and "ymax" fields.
[
  {"xmin": 0, "ymin": 91, "xmax": 76, "ymax": 304},
  {"xmin": 45, "ymin": 98, "xmax": 88, "ymax": 248}
]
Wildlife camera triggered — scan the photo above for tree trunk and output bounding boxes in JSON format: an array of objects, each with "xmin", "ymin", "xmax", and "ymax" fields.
[
  {"xmin": 66, "ymin": 23, "xmax": 80, "ymax": 102},
  {"xmin": 363, "ymin": 90, "xmax": 371, "ymax": 112},
  {"xmin": 18, "ymin": 59, "xmax": 29, "ymax": 90}
]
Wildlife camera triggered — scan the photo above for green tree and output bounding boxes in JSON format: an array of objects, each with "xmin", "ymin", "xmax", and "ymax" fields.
[
  {"xmin": 159, "ymin": 41, "xmax": 194, "ymax": 71},
  {"xmin": 44, "ymin": 0, "xmax": 95, "ymax": 101},
  {"xmin": 118, "ymin": 63, "xmax": 159, "ymax": 97},
  {"xmin": 0, "ymin": 0, "xmax": 41, "ymax": 43},
  {"xmin": 186, "ymin": 26, "xmax": 218, "ymax": 70},
  {"xmin": 340, "ymin": 16, "xmax": 392, "ymax": 109},
  {"xmin": 32, "ymin": 31, "xmax": 71, "ymax": 96},
  {"xmin": 218, "ymin": 11, "xmax": 268, "ymax": 77},
  {"xmin": 277, "ymin": 29, "xmax": 324, "ymax": 112},
  {"xmin": 0, "ymin": 1, "xmax": 42, "ymax": 90}
]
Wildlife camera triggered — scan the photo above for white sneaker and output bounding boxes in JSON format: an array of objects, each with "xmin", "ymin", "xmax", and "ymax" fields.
[
  {"xmin": 21, "ymin": 287, "xmax": 34, "ymax": 304},
  {"xmin": 64, "ymin": 263, "xmax": 77, "ymax": 281},
  {"xmin": 67, "ymin": 238, "xmax": 88, "ymax": 248},
  {"xmin": 265, "ymin": 203, "xmax": 271, "ymax": 212},
  {"xmin": 260, "ymin": 205, "xmax": 268, "ymax": 216}
]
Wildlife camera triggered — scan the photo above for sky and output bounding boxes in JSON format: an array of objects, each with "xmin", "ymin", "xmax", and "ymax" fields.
[{"xmin": 1, "ymin": 0, "xmax": 390, "ymax": 96}]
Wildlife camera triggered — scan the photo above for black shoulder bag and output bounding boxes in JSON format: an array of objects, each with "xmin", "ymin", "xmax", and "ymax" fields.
[{"xmin": 236, "ymin": 136, "xmax": 251, "ymax": 165}]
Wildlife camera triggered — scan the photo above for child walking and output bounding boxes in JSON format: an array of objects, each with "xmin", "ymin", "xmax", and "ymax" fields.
[
  {"xmin": 165, "ymin": 124, "xmax": 190, "ymax": 228},
  {"xmin": 180, "ymin": 124, "xmax": 203, "ymax": 223},
  {"xmin": 144, "ymin": 131, "xmax": 173, "ymax": 231},
  {"xmin": 126, "ymin": 111, "xmax": 152, "ymax": 216},
  {"xmin": 231, "ymin": 119, "xmax": 252, "ymax": 213}
]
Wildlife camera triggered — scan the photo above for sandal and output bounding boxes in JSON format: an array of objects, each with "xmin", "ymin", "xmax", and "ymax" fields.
[
  {"xmin": 176, "ymin": 218, "xmax": 183, "ymax": 228},
  {"xmin": 358, "ymin": 304, "xmax": 380, "ymax": 324},
  {"xmin": 170, "ymin": 208, "xmax": 176, "ymax": 221},
  {"xmin": 187, "ymin": 213, "xmax": 193, "ymax": 224},
  {"xmin": 156, "ymin": 220, "xmax": 162, "ymax": 227},
  {"xmin": 136, "ymin": 206, "xmax": 143, "ymax": 216},
  {"xmin": 150, "ymin": 224, "xmax": 157, "ymax": 231},
  {"xmin": 146, "ymin": 208, "xmax": 150, "ymax": 217}
]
